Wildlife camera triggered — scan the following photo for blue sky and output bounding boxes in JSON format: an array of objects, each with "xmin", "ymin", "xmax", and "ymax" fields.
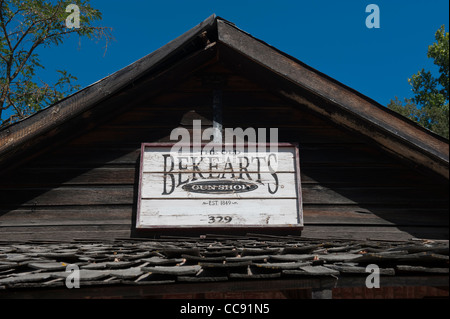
[{"xmin": 36, "ymin": 0, "xmax": 449, "ymax": 108}]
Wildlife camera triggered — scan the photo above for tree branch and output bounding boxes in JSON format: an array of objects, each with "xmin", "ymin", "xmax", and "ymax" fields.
[
  {"xmin": 10, "ymin": 1, "xmax": 63, "ymax": 53},
  {"xmin": 6, "ymin": 93, "xmax": 23, "ymax": 119},
  {"xmin": 11, "ymin": 20, "xmax": 37, "ymax": 53},
  {"xmin": 0, "ymin": 5, "xmax": 13, "ymax": 53}
]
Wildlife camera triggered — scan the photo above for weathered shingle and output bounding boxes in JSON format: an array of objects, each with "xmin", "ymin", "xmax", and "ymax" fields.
[
  {"xmin": 0, "ymin": 237, "xmax": 447, "ymax": 290},
  {"xmin": 142, "ymin": 265, "xmax": 201, "ymax": 276},
  {"xmin": 283, "ymin": 265, "xmax": 340, "ymax": 276}
]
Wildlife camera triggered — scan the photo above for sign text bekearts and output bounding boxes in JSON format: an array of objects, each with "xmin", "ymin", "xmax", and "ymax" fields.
[{"xmin": 136, "ymin": 143, "xmax": 303, "ymax": 230}]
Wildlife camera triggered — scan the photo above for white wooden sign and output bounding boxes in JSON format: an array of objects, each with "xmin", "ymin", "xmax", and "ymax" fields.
[{"xmin": 136, "ymin": 143, "xmax": 303, "ymax": 230}]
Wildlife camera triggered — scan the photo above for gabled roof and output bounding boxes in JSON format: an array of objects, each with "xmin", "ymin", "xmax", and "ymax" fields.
[{"xmin": 0, "ymin": 15, "xmax": 448, "ymax": 178}]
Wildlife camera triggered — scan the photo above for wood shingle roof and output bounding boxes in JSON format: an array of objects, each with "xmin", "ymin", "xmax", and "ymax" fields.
[{"xmin": 0, "ymin": 236, "xmax": 448, "ymax": 297}]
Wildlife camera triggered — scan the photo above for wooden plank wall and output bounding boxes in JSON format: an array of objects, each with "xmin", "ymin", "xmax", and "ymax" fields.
[{"xmin": 0, "ymin": 62, "xmax": 448, "ymax": 241}]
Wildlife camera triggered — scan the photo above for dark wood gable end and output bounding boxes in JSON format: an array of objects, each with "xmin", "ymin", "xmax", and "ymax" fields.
[
  {"xmin": 0, "ymin": 15, "xmax": 448, "ymax": 299},
  {"xmin": 0, "ymin": 15, "xmax": 448, "ymax": 242}
]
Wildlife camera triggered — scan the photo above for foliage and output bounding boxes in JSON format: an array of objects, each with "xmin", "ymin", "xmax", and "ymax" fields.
[
  {"xmin": 388, "ymin": 25, "xmax": 449, "ymax": 139},
  {"xmin": 0, "ymin": 0, "xmax": 113, "ymax": 125}
]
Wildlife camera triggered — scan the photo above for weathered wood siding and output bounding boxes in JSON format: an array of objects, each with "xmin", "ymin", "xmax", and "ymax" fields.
[{"xmin": 0, "ymin": 63, "xmax": 448, "ymax": 241}]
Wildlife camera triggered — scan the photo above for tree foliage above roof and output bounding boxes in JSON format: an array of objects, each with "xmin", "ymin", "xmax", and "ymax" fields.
[
  {"xmin": 0, "ymin": 0, "xmax": 113, "ymax": 126},
  {"xmin": 388, "ymin": 25, "xmax": 449, "ymax": 139}
]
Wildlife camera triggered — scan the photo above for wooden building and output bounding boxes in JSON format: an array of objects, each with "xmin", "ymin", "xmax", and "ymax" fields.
[{"xmin": 0, "ymin": 15, "xmax": 448, "ymax": 299}]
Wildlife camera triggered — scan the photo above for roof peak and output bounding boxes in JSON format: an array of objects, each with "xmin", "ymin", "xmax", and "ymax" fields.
[{"xmin": 0, "ymin": 15, "xmax": 448, "ymax": 178}]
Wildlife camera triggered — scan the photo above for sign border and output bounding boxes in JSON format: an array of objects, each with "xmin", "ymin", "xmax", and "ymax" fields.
[{"xmin": 135, "ymin": 143, "xmax": 303, "ymax": 232}]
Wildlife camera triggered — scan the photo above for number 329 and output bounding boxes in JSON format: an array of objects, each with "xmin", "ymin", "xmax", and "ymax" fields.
[{"xmin": 208, "ymin": 216, "xmax": 232, "ymax": 224}]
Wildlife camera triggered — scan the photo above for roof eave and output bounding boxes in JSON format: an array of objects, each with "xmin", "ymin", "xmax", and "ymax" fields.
[
  {"xmin": 0, "ymin": 14, "xmax": 217, "ymax": 172},
  {"xmin": 0, "ymin": 15, "xmax": 447, "ymax": 179},
  {"xmin": 215, "ymin": 18, "xmax": 449, "ymax": 179}
]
